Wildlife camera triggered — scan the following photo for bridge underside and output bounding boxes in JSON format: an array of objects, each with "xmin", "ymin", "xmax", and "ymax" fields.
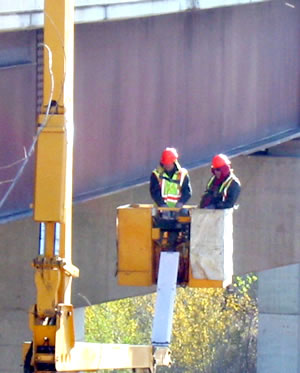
[{"xmin": 0, "ymin": 0, "xmax": 299, "ymax": 221}]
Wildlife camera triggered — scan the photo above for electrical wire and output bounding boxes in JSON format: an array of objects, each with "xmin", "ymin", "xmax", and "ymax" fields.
[
  {"xmin": 0, "ymin": 9, "xmax": 70, "ymax": 215},
  {"xmin": 0, "ymin": 147, "xmax": 27, "ymax": 170},
  {"xmin": 0, "ymin": 43, "xmax": 55, "ymax": 211}
]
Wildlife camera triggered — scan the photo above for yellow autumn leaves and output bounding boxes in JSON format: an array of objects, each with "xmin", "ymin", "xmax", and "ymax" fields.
[{"xmin": 85, "ymin": 274, "xmax": 258, "ymax": 373}]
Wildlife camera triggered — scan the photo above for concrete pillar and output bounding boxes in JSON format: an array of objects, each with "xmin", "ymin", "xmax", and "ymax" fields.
[
  {"xmin": 0, "ymin": 308, "xmax": 31, "ymax": 373},
  {"xmin": 74, "ymin": 306, "xmax": 85, "ymax": 342},
  {"xmin": 0, "ymin": 307, "xmax": 85, "ymax": 373},
  {"xmin": 257, "ymin": 264, "xmax": 300, "ymax": 373}
]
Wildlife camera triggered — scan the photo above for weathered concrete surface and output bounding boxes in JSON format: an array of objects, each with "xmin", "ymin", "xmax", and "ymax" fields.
[
  {"xmin": 0, "ymin": 219, "xmax": 38, "ymax": 373},
  {"xmin": 233, "ymin": 152, "xmax": 300, "ymax": 274},
  {"xmin": 257, "ymin": 264, "xmax": 300, "ymax": 373},
  {"xmin": 190, "ymin": 209, "xmax": 233, "ymax": 282}
]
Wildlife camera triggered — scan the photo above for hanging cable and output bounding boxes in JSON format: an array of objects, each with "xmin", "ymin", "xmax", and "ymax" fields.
[{"xmin": 0, "ymin": 43, "xmax": 54, "ymax": 211}]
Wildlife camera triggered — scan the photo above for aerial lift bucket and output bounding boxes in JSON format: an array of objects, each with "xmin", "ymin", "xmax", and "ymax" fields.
[{"xmin": 117, "ymin": 204, "xmax": 234, "ymax": 288}]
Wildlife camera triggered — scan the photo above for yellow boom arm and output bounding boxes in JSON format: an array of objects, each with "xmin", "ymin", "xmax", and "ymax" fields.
[{"xmin": 23, "ymin": 1, "xmax": 166, "ymax": 372}]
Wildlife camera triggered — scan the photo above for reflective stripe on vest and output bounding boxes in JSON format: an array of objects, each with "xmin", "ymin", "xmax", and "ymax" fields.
[
  {"xmin": 153, "ymin": 167, "xmax": 187, "ymax": 207},
  {"xmin": 207, "ymin": 175, "xmax": 234, "ymax": 201}
]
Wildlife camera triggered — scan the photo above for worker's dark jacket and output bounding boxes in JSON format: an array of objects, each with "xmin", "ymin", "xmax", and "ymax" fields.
[
  {"xmin": 150, "ymin": 162, "xmax": 192, "ymax": 207},
  {"xmin": 200, "ymin": 173, "xmax": 241, "ymax": 209}
]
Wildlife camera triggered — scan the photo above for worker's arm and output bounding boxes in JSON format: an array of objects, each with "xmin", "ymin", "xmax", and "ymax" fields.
[
  {"xmin": 199, "ymin": 191, "xmax": 213, "ymax": 208},
  {"xmin": 150, "ymin": 172, "xmax": 168, "ymax": 207},
  {"xmin": 176, "ymin": 173, "xmax": 192, "ymax": 207},
  {"xmin": 215, "ymin": 180, "xmax": 241, "ymax": 209},
  {"xmin": 199, "ymin": 178, "xmax": 214, "ymax": 208}
]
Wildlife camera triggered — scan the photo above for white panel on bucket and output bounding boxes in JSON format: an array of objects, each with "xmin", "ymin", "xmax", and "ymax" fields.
[
  {"xmin": 190, "ymin": 209, "xmax": 233, "ymax": 284},
  {"xmin": 151, "ymin": 252, "xmax": 179, "ymax": 347}
]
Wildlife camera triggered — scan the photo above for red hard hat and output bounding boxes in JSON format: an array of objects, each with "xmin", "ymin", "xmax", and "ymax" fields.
[
  {"xmin": 160, "ymin": 147, "xmax": 178, "ymax": 165},
  {"xmin": 211, "ymin": 154, "xmax": 231, "ymax": 169}
]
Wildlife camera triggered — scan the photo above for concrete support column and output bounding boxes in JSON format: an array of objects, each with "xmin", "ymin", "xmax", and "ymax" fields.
[
  {"xmin": 74, "ymin": 306, "xmax": 85, "ymax": 373},
  {"xmin": 0, "ymin": 307, "xmax": 85, "ymax": 373},
  {"xmin": 0, "ymin": 308, "xmax": 31, "ymax": 373},
  {"xmin": 74, "ymin": 306, "xmax": 85, "ymax": 342},
  {"xmin": 257, "ymin": 264, "xmax": 300, "ymax": 373}
]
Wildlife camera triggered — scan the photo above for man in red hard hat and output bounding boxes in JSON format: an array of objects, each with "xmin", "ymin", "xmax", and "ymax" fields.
[
  {"xmin": 150, "ymin": 147, "xmax": 192, "ymax": 208},
  {"xmin": 200, "ymin": 154, "xmax": 241, "ymax": 209}
]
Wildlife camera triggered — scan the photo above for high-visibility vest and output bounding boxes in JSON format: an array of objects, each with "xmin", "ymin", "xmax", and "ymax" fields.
[
  {"xmin": 207, "ymin": 174, "xmax": 234, "ymax": 201},
  {"xmin": 153, "ymin": 166, "xmax": 188, "ymax": 207}
]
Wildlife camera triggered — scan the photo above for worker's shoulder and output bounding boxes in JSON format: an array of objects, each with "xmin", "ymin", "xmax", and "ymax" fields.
[
  {"xmin": 231, "ymin": 173, "xmax": 241, "ymax": 186},
  {"xmin": 152, "ymin": 166, "xmax": 164, "ymax": 178},
  {"xmin": 178, "ymin": 166, "xmax": 189, "ymax": 175},
  {"xmin": 153, "ymin": 165, "xmax": 164, "ymax": 173}
]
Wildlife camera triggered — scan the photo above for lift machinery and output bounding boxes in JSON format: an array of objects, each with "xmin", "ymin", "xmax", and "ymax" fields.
[
  {"xmin": 117, "ymin": 204, "xmax": 234, "ymax": 354},
  {"xmin": 23, "ymin": 0, "xmax": 233, "ymax": 371}
]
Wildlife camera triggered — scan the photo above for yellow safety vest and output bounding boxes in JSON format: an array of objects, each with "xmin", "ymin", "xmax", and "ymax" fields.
[
  {"xmin": 153, "ymin": 165, "xmax": 188, "ymax": 207},
  {"xmin": 207, "ymin": 174, "xmax": 234, "ymax": 201}
]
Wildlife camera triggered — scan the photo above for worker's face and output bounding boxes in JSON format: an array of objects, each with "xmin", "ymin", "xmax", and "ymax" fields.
[
  {"xmin": 163, "ymin": 163, "xmax": 175, "ymax": 172},
  {"xmin": 213, "ymin": 168, "xmax": 222, "ymax": 179},
  {"xmin": 212, "ymin": 165, "xmax": 230, "ymax": 179}
]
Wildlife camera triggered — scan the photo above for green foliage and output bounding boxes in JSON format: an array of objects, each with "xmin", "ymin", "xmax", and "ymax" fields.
[
  {"xmin": 168, "ymin": 274, "xmax": 258, "ymax": 373},
  {"xmin": 85, "ymin": 295, "xmax": 154, "ymax": 345},
  {"xmin": 85, "ymin": 274, "xmax": 258, "ymax": 373}
]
